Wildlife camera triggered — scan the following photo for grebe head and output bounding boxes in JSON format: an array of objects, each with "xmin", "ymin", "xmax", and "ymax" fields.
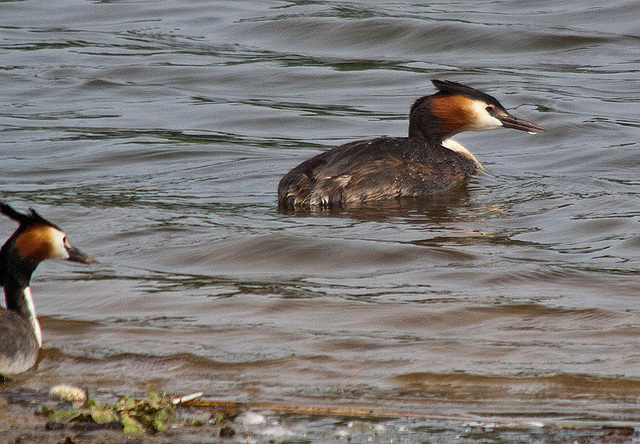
[
  {"xmin": 0, "ymin": 203, "xmax": 98, "ymax": 285},
  {"xmin": 409, "ymin": 79, "xmax": 546, "ymax": 142}
]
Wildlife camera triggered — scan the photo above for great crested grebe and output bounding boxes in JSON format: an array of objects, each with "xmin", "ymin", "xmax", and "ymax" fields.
[
  {"xmin": 278, "ymin": 80, "xmax": 545, "ymax": 209},
  {"xmin": 0, "ymin": 203, "xmax": 97, "ymax": 377}
]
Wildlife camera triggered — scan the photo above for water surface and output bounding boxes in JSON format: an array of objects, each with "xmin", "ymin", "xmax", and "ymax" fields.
[{"xmin": 2, "ymin": 0, "xmax": 640, "ymax": 439}]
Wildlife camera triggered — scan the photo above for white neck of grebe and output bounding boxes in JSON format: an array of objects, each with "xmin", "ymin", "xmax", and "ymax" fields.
[
  {"xmin": 21, "ymin": 287, "xmax": 42, "ymax": 347},
  {"xmin": 442, "ymin": 138, "xmax": 484, "ymax": 170}
]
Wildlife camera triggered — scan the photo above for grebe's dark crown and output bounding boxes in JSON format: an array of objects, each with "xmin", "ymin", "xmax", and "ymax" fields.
[
  {"xmin": 411, "ymin": 79, "xmax": 505, "ymax": 117},
  {"xmin": 432, "ymin": 80, "xmax": 504, "ymax": 108},
  {"xmin": 0, "ymin": 203, "xmax": 61, "ymax": 232}
]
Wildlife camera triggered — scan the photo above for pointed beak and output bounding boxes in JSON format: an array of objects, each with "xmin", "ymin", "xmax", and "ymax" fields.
[
  {"xmin": 67, "ymin": 244, "xmax": 99, "ymax": 264},
  {"xmin": 497, "ymin": 113, "xmax": 546, "ymax": 134}
]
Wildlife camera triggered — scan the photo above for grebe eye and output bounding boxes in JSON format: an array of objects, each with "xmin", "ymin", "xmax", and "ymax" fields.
[{"xmin": 485, "ymin": 106, "xmax": 494, "ymax": 114}]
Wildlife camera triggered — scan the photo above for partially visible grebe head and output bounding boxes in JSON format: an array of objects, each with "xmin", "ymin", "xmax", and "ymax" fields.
[
  {"xmin": 409, "ymin": 79, "xmax": 546, "ymax": 142},
  {"xmin": 0, "ymin": 203, "xmax": 98, "ymax": 286}
]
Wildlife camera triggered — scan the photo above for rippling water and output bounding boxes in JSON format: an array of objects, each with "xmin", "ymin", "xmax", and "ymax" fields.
[{"xmin": 2, "ymin": 0, "xmax": 640, "ymax": 439}]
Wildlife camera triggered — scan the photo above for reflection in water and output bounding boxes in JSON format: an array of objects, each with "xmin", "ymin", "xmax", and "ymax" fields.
[{"xmin": 279, "ymin": 187, "xmax": 472, "ymax": 222}]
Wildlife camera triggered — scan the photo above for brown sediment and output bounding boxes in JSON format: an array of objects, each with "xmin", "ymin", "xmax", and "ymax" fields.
[{"xmin": 1, "ymin": 390, "xmax": 639, "ymax": 443}]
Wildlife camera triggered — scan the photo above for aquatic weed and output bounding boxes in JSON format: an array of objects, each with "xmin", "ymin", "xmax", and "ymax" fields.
[{"xmin": 44, "ymin": 390, "xmax": 175, "ymax": 434}]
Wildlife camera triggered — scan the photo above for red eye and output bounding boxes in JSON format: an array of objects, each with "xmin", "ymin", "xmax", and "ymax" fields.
[{"xmin": 485, "ymin": 106, "xmax": 494, "ymax": 114}]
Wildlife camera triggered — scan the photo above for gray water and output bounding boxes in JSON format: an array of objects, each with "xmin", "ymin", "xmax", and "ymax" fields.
[{"xmin": 2, "ymin": 0, "xmax": 640, "ymax": 440}]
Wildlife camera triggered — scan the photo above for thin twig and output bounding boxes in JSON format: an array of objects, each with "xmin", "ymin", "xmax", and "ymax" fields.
[
  {"xmin": 180, "ymin": 399, "xmax": 454, "ymax": 419},
  {"xmin": 172, "ymin": 392, "xmax": 204, "ymax": 405},
  {"xmin": 341, "ymin": 364, "xmax": 368, "ymax": 387}
]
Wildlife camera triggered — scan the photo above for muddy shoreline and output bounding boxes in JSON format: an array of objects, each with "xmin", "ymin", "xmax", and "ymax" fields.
[{"xmin": 1, "ymin": 388, "xmax": 638, "ymax": 443}]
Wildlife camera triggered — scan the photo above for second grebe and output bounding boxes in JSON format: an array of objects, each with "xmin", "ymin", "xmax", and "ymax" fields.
[
  {"xmin": 278, "ymin": 80, "xmax": 545, "ymax": 209},
  {"xmin": 0, "ymin": 203, "xmax": 97, "ymax": 377}
]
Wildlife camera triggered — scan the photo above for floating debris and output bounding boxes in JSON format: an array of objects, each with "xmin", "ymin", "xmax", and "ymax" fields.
[
  {"xmin": 48, "ymin": 385, "xmax": 86, "ymax": 403},
  {"xmin": 171, "ymin": 392, "xmax": 203, "ymax": 405}
]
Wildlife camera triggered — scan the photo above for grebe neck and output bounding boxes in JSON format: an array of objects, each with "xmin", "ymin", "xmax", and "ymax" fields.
[
  {"xmin": 4, "ymin": 283, "xmax": 42, "ymax": 347},
  {"xmin": 441, "ymin": 138, "xmax": 483, "ymax": 170}
]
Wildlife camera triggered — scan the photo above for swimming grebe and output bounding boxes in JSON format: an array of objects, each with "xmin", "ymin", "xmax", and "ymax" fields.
[
  {"xmin": 0, "ymin": 203, "xmax": 97, "ymax": 377},
  {"xmin": 278, "ymin": 80, "xmax": 545, "ymax": 209}
]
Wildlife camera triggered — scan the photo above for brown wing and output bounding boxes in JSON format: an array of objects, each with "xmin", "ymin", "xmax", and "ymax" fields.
[{"xmin": 278, "ymin": 137, "xmax": 477, "ymax": 209}]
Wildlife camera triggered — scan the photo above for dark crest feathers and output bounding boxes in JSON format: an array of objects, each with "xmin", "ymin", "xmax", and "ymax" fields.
[
  {"xmin": 411, "ymin": 79, "xmax": 505, "ymax": 117},
  {"xmin": 431, "ymin": 79, "xmax": 503, "ymax": 108},
  {"xmin": 0, "ymin": 203, "xmax": 60, "ymax": 231}
]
